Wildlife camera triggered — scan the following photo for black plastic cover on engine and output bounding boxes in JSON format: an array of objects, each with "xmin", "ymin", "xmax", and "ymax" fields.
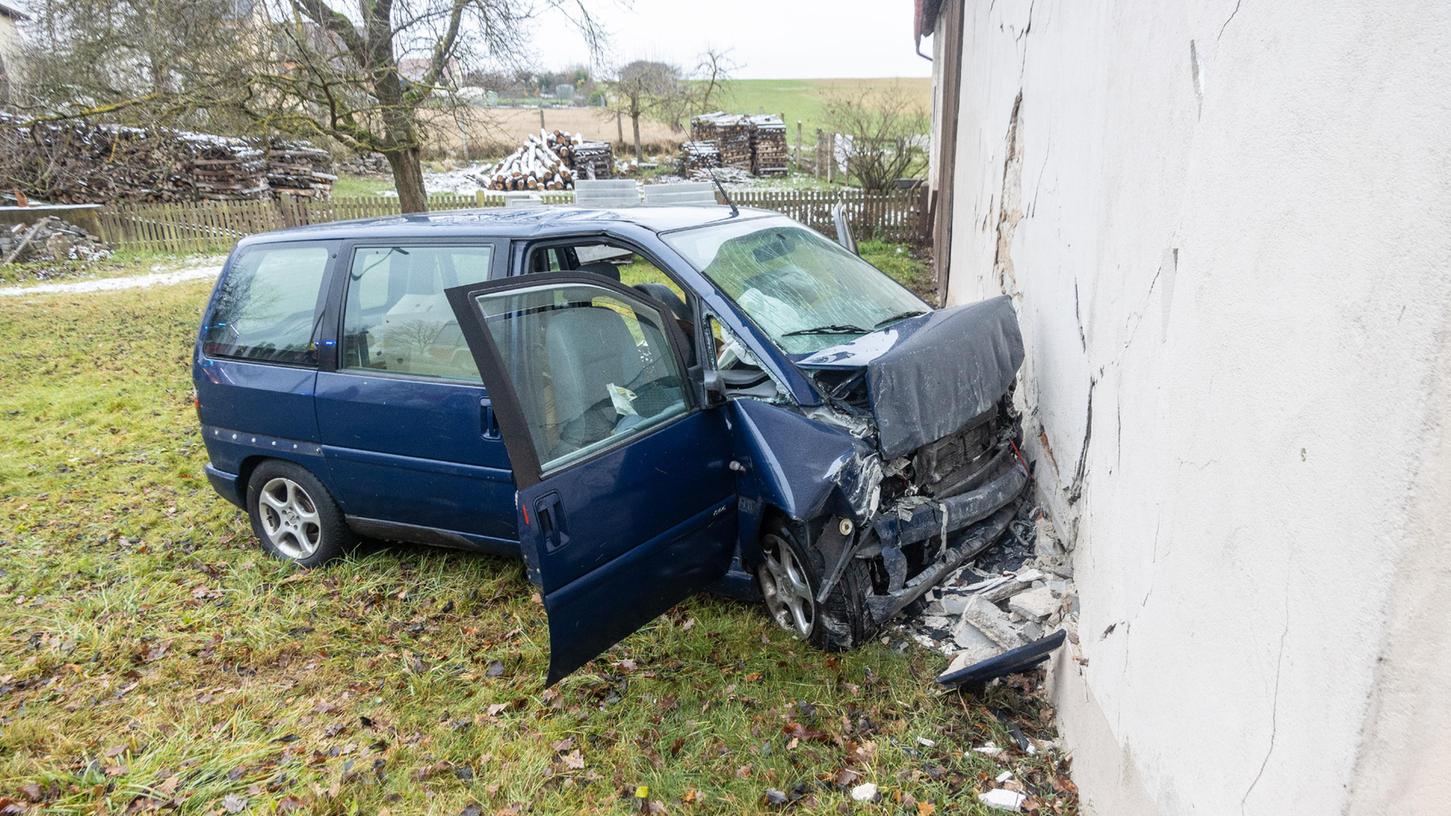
[{"xmin": 865, "ymin": 296, "xmax": 1024, "ymax": 459}]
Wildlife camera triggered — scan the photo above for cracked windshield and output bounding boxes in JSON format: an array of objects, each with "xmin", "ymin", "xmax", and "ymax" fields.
[{"xmin": 664, "ymin": 217, "xmax": 928, "ymax": 354}]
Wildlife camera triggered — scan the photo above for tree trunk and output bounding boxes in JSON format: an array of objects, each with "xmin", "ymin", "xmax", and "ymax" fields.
[
  {"xmin": 631, "ymin": 113, "xmax": 642, "ymax": 162},
  {"xmin": 386, "ymin": 148, "xmax": 428, "ymax": 214}
]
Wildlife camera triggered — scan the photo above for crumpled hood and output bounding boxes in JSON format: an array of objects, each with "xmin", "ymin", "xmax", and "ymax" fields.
[{"xmin": 795, "ymin": 296, "xmax": 1024, "ymax": 459}]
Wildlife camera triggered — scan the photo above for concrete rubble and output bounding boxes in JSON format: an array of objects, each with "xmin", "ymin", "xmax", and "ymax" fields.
[
  {"xmin": 1, "ymin": 217, "xmax": 113, "ymax": 265},
  {"xmin": 897, "ymin": 511, "xmax": 1078, "ymax": 671}
]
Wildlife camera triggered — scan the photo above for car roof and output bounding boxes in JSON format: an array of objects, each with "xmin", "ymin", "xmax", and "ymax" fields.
[{"xmin": 236, "ymin": 205, "xmax": 782, "ymax": 247}]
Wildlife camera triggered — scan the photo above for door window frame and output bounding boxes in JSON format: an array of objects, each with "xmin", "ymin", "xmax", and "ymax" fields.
[
  {"xmin": 326, "ymin": 237, "xmax": 506, "ymax": 380},
  {"xmin": 201, "ymin": 239, "xmax": 342, "ymax": 370},
  {"xmin": 445, "ymin": 271, "xmax": 700, "ymax": 489}
]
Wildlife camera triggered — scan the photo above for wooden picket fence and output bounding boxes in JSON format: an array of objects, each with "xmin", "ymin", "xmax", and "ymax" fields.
[{"xmin": 95, "ymin": 188, "xmax": 927, "ymax": 254}]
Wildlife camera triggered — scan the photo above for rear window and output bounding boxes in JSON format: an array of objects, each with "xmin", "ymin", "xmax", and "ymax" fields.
[{"xmin": 203, "ymin": 243, "xmax": 332, "ymax": 365}]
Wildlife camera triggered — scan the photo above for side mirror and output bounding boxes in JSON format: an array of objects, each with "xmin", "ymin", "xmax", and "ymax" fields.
[{"xmin": 700, "ymin": 367, "xmax": 726, "ymax": 406}]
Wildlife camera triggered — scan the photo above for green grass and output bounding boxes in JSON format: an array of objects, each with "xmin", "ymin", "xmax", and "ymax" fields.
[
  {"xmin": 0, "ymin": 267, "xmax": 1072, "ymax": 814},
  {"xmin": 0, "ymin": 249, "xmax": 223, "ymax": 287},
  {"xmin": 331, "ymin": 173, "xmax": 397, "ymax": 198},
  {"xmin": 712, "ymin": 78, "xmax": 932, "ymax": 137},
  {"xmin": 859, "ymin": 241, "xmax": 936, "ymax": 303}
]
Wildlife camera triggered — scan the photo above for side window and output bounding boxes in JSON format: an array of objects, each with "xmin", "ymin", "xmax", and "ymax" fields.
[
  {"xmin": 203, "ymin": 243, "xmax": 332, "ymax": 365},
  {"xmin": 473, "ymin": 281, "xmax": 689, "ymax": 473},
  {"xmin": 524, "ymin": 241, "xmax": 694, "ymax": 361},
  {"xmin": 341, "ymin": 245, "xmax": 494, "ymax": 381}
]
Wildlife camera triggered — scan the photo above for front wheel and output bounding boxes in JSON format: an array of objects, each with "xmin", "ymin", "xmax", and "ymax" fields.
[
  {"xmin": 757, "ymin": 518, "xmax": 875, "ymax": 651},
  {"xmin": 245, "ymin": 460, "xmax": 354, "ymax": 567}
]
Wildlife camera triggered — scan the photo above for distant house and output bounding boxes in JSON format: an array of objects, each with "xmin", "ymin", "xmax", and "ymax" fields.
[{"xmin": 0, "ymin": 1, "xmax": 26, "ymax": 104}]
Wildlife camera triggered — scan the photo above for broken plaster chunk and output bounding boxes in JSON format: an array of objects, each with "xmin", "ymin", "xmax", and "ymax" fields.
[
  {"xmin": 849, "ymin": 782, "xmax": 879, "ymax": 802},
  {"xmin": 958, "ymin": 596, "xmax": 1025, "ymax": 650},
  {"xmin": 979, "ymin": 788, "xmax": 1027, "ymax": 811},
  {"xmin": 995, "ymin": 770, "xmax": 1013, "ymax": 783},
  {"xmin": 1013, "ymin": 568, "xmax": 1045, "ymax": 584},
  {"xmin": 1008, "ymin": 586, "xmax": 1059, "ymax": 622}
]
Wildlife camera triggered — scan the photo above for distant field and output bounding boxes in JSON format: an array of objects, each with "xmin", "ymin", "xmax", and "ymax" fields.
[
  {"xmin": 714, "ymin": 77, "xmax": 933, "ymax": 135},
  {"xmin": 421, "ymin": 78, "xmax": 933, "ymax": 160}
]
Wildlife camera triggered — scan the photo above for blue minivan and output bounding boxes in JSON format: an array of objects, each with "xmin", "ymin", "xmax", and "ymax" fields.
[{"xmin": 194, "ymin": 205, "xmax": 1028, "ymax": 683}]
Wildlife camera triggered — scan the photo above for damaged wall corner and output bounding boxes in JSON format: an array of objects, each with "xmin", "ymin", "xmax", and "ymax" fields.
[{"xmin": 932, "ymin": 0, "xmax": 1451, "ymax": 814}]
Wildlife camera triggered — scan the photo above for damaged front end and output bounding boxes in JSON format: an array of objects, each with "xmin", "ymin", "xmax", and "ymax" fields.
[{"xmin": 787, "ymin": 295, "xmax": 1030, "ymax": 634}]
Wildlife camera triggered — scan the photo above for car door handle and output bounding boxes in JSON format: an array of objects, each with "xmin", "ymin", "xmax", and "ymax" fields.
[
  {"xmin": 534, "ymin": 492, "xmax": 570, "ymax": 553},
  {"xmin": 480, "ymin": 397, "xmax": 500, "ymax": 440}
]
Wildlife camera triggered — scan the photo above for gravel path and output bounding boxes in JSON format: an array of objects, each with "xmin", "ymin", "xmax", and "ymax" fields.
[{"xmin": 0, "ymin": 262, "xmax": 222, "ymax": 298}]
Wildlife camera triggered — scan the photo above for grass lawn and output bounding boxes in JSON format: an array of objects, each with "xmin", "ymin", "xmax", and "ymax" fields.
[
  {"xmin": 0, "ymin": 267, "xmax": 1071, "ymax": 814},
  {"xmin": 714, "ymin": 79, "xmax": 933, "ymax": 136},
  {"xmin": 0, "ymin": 250, "xmax": 223, "ymax": 288},
  {"xmin": 331, "ymin": 174, "xmax": 398, "ymax": 198}
]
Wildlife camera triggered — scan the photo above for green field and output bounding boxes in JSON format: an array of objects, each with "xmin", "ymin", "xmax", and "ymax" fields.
[
  {"xmin": 711, "ymin": 78, "xmax": 933, "ymax": 136},
  {"xmin": 0, "ymin": 259, "xmax": 1073, "ymax": 814}
]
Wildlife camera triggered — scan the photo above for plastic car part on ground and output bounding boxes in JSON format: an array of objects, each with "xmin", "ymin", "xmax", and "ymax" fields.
[{"xmin": 935, "ymin": 630, "xmax": 1067, "ymax": 689}]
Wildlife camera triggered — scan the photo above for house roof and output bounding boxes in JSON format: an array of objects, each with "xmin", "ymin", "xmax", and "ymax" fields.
[{"xmin": 0, "ymin": 2, "xmax": 28, "ymax": 21}]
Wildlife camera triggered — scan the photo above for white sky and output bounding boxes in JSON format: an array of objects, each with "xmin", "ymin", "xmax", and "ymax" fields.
[{"xmin": 529, "ymin": 0, "xmax": 932, "ymax": 79}]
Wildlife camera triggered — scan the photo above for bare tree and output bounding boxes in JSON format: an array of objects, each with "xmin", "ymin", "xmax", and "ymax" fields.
[
  {"xmin": 12, "ymin": 0, "xmax": 602, "ymax": 213},
  {"xmin": 607, "ymin": 60, "xmax": 679, "ymax": 162},
  {"xmin": 240, "ymin": 0, "xmax": 601, "ymax": 213},
  {"xmin": 822, "ymin": 84, "xmax": 929, "ymax": 192},
  {"xmin": 607, "ymin": 50, "xmax": 736, "ymax": 161}
]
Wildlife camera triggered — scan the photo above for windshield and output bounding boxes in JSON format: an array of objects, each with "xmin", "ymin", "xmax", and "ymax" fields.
[{"xmin": 663, "ymin": 217, "xmax": 929, "ymax": 354}]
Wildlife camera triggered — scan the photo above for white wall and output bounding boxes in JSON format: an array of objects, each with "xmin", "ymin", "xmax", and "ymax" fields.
[{"xmin": 937, "ymin": 1, "xmax": 1451, "ymax": 813}]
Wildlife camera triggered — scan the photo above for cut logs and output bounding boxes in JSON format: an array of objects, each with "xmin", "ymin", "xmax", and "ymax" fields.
[
  {"xmin": 483, "ymin": 129, "xmax": 613, "ymax": 191},
  {"xmin": 684, "ymin": 112, "xmax": 788, "ymax": 177},
  {"xmin": 0, "ymin": 114, "xmax": 337, "ymax": 204}
]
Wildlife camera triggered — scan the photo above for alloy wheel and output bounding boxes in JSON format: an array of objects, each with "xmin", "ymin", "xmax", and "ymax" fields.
[
  {"xmin": 257, "ymin": 477, "xmax": 322, "ymax": 560},
  {"xmin": 758, "ymin": 533, "xmax": 816, "ymax": 639}
]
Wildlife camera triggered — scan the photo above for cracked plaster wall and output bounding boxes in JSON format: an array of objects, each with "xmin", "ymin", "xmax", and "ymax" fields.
[{"xmin": 937, "ymin": 1, "xmax": 1451, "ymax": 813}]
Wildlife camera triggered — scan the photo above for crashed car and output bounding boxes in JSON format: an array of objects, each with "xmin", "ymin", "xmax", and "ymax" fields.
[{"xmin": 193, "ymin": 204, "xmax": 1027, "ymax": 684}]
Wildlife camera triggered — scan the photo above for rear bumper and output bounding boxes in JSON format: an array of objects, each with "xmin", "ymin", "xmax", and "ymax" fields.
[{"xmin": 205, "ymin": 464, "xmax": 245, "ymax": 508}]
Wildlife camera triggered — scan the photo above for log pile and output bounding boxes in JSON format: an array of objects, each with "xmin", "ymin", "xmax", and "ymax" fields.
[
  {"xmin": 749, "ymin": 114, "xmax": 788, "ymax": 176},
  {"xmin": 176, "ymin": 131, "xmax": 270, "ymax": 200},
  {"xmin": 679, "ymin": 140, "xmax": 722, "ymax": 172},
  {"xmin": 0, "ymin": 114, "xmax": 336, "ymax": 203},
  {"xmin": 259, "ymin": 138, "xmax": 337, "ymax": 199},
  {"xmin": 687, "ymin": 112, "xmax": 785, "ymax": 176},
  {"xmin": 571, "ymin": 140, "xmax": 614, "ymax": 180},
  {"xmin": 483, "ymin": 129, "xmax": 612, "ymax": 190}
]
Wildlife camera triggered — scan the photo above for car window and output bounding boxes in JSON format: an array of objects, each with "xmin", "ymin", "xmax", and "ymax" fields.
[
  {"xmin": 341, "ymin": 245, "xmax": 494, "ymax": 382},
  {"xmin": 474, "ymin": 281, "xmax": 689, "ymax": 473},
  {"xmin": 663, "ymin": 217, "xmax": 928, "ymax": 355},
  {"xmin": 203, "ymin": 243, "xmax": 332, "ymax": 365}
]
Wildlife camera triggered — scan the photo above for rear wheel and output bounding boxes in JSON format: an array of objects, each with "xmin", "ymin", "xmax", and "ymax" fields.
[
  {"xmin": 245, "ymin": 460, "xmax": 354, "ymax": 567},
  {"xmin": 757, "ymin": 518, "xmax": 874, "ymax": 651}
]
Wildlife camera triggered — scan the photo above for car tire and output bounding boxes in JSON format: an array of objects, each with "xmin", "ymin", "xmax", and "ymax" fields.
[
  {"xmin": 245, "ymin": 460, "xmax": 354, "ymax": 567},
  {"xmin": 757, "ymin": 517, "xmax": 875, "ymax": 651}
]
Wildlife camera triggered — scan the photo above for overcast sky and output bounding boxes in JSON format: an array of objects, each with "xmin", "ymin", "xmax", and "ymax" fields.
[{"xmin": 530, "ymin": 0, "xmax": 932, "ymax": 79}]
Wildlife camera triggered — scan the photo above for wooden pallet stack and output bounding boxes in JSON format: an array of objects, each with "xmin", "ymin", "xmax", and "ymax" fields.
[
  {"xmin": 679, "ymin": 140, "xmax": 722, "ymax": 172},
  {"xmin": 260, "ymin": 138, "xmax": 337, "ymax": 199},
  {"xmin": 749, "ymin": 114, "xmax": 788, "ymax": 176}
]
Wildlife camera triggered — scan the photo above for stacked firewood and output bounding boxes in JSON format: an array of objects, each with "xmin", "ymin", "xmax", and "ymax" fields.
[
  {"xmin": 483, "ymin": 130, "xmax": 612, "ymax": 190},
  {"xmin": 749, "ymin": 114, "xmax": 788, "ymax": 176},
  {"xmin": 0, "ymin": 114, "xmax": 337, "ymax": 203},
  {"xmin": 177, "ymin": 131, "xmax": 270, "ymax": 200},
  {"xmin": 689, "ymin": 112, "xmax": 770, "ymax": 173},
  {"xmin": 679, "ymin": 140, "xmax": 722, "ymax": 172},
  {"xmin": 259, "ymin": 138, "xmax": 337, "ymax": 199},
  {"xmin": 690, "ymin": 112, "xmax": 724, "ymax": 142},
  {"xmin": 571, "ymin": 140, "xmax": 614, "ymax": 180}
]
